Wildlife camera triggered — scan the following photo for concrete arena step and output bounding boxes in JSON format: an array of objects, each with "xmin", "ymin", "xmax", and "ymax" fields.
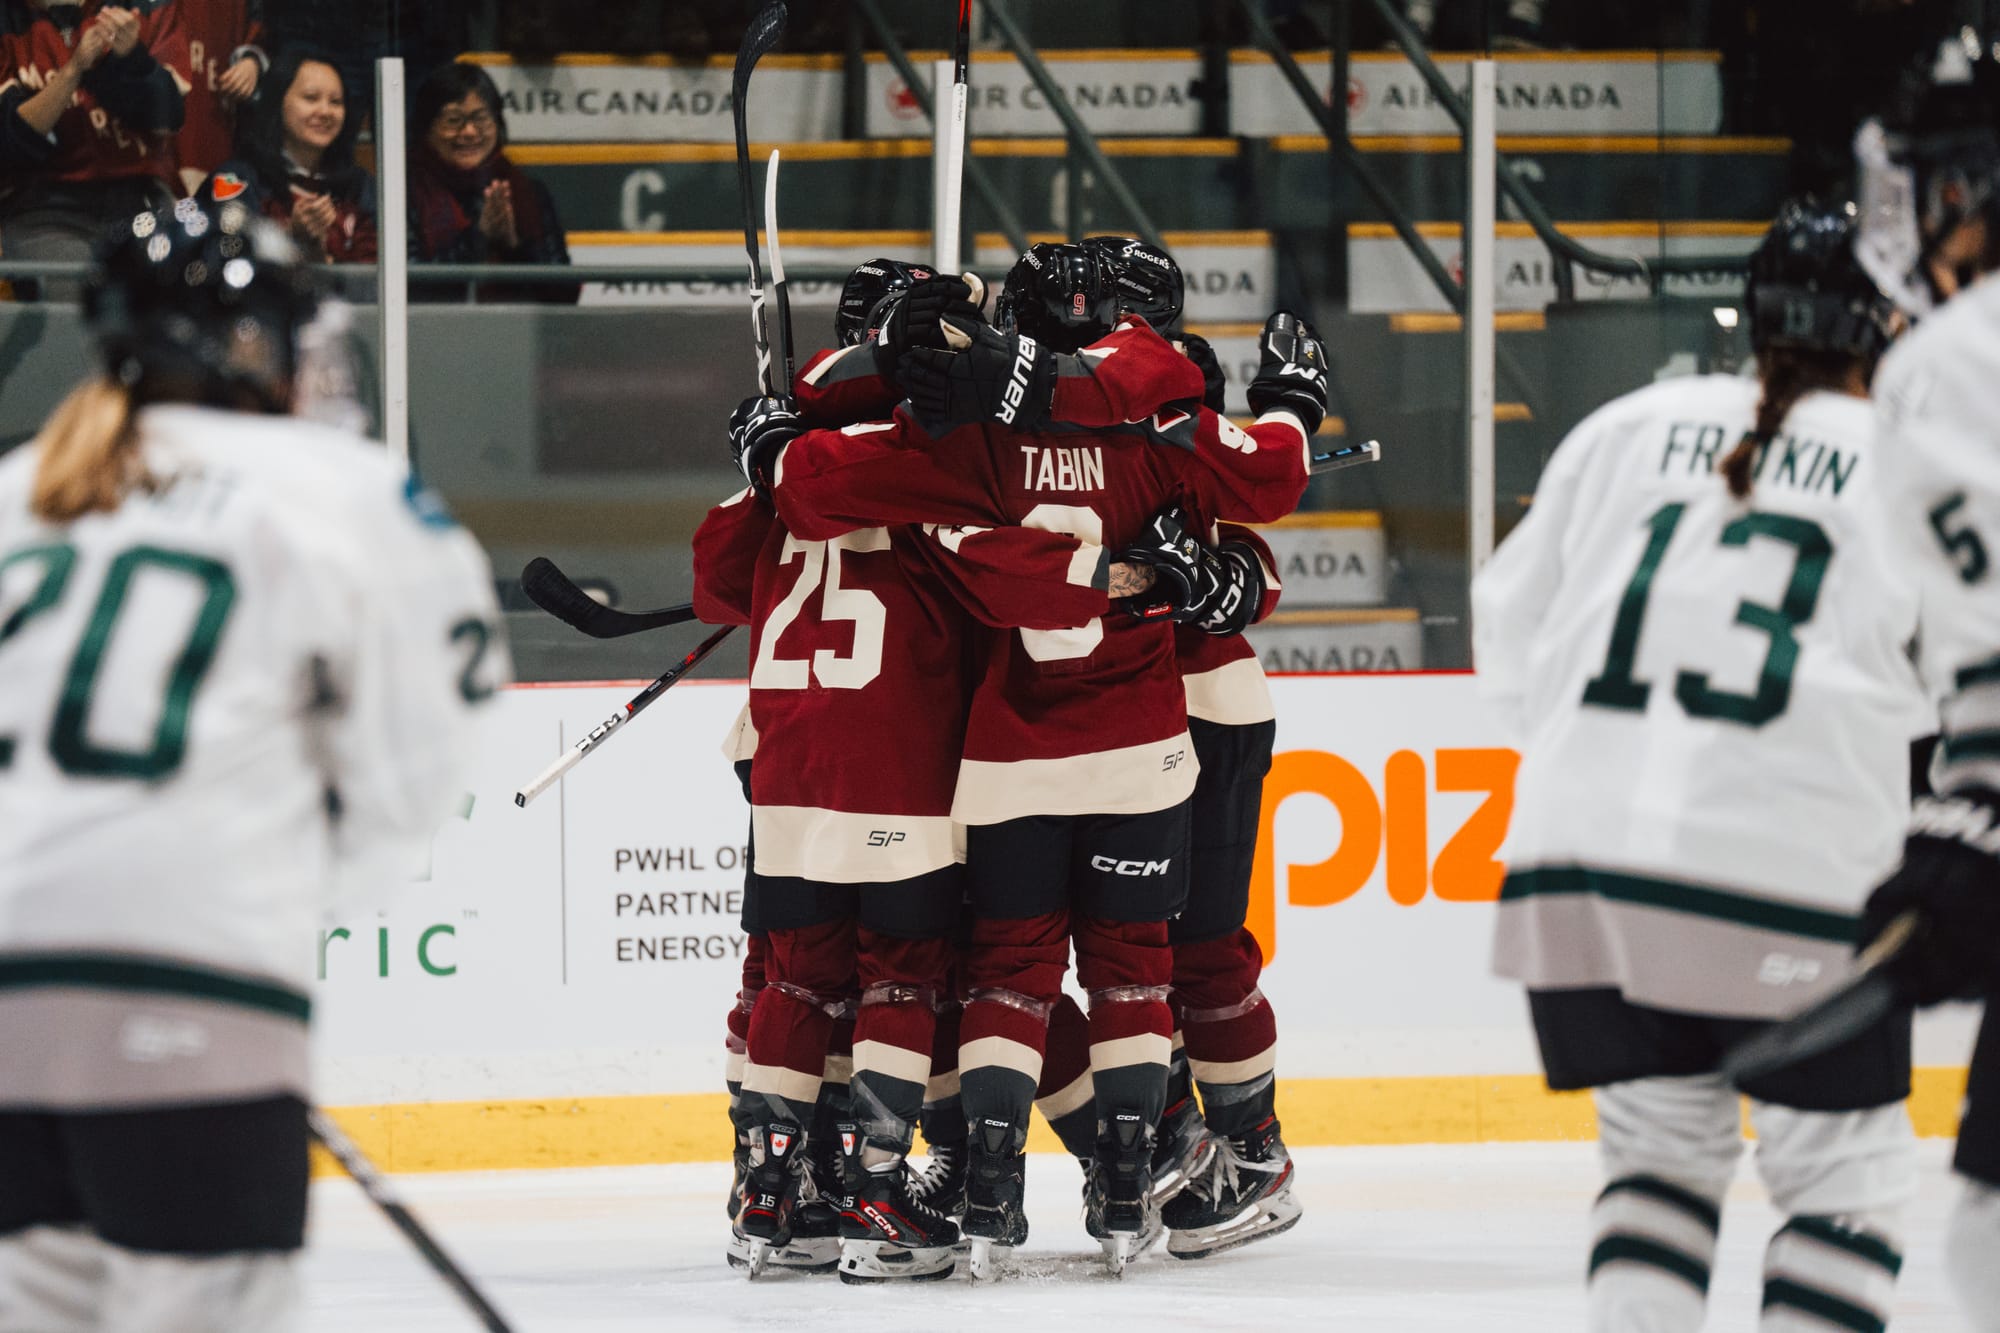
[
  {"xmin": 1247, "ymin": 607, "xmax": 1424, "ymax": 674},
  {"xmin": 563, "ymin": 227, "xmax": 1281, "ymax": 325},
  {"xmin": 507, "ymin": 133, "xmax": 1787, "ymax": 236},
  {"xmin": 1252, "ymin": 511, "xmax": 1388, "ymax": 608},
  {"xmin": 1346, "ymin": 219, "xmax": 1761, "ymax": 314}
]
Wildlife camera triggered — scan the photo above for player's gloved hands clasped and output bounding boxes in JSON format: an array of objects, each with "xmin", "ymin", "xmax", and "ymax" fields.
[
  {"xmin": 1190, "ymin": 541, "xmax": 1266, "ymax": 637},
  {"xmin": 1177, "ymin": 331, "xmax": 1229, "ymax": 415},
  {"xmin": 1248, "ymin": 311, "xmax": 1328, "ymax": 435},
  {"xmin": 899, "ymin": 323, "xmax": 1057, "ymax": 435},
  {"xmin": 729, "ymin": 394, "xmax": 801, "ymax": 497},
  {"xmin": 1858, "ymin": 790, "xmax": 2000, "ymax": 1005},
  {"xmin": 878, "ymin": 275, "xmax": 979, "ymax": 360},
  {"xmin": 1114, "ymin": 503, "xmax": 1209, "ymax": 622}
]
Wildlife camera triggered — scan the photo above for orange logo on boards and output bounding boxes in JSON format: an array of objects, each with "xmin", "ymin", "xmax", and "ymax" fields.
[{"xmin": 1247, "ymin": 747, "xmax": 1519, "ymax": 963}]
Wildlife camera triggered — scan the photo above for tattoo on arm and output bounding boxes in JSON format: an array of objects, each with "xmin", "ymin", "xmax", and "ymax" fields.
[{"xmin": 1108, "ymin": 561, "xmax": 1157, "ymax": 598}]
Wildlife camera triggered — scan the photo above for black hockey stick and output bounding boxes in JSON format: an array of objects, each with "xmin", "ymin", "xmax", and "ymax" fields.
[
  {"xmin": 1311, "ymin": 439, "xmax": 1382, "ymax": 475},
  {"xmin": 764, "ymin": 147, "xmax": 796, "ymax": 391},
  {"xmin": 1717, "ymin": 911, "xmax": 1921, "ymax": 1083},
  {"xmin": 308, "ymin": 1109, "xmax": 516, "ymax": 1333},
  {"xmin": 732, "ymin": 1, "xmax": 788, "ymax": 395},
  {"xmin": 514, "ymin": 623, "xmax": 737, "ymax": 807},
  {"xmin": 520, "ymin": 557, "xmax": 697, "ymax": 639}
]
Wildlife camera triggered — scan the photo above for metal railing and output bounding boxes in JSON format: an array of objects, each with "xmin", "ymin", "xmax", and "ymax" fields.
[{"xmin": 0, "ymin": 261, "xmax": 855, "ymax": 299}]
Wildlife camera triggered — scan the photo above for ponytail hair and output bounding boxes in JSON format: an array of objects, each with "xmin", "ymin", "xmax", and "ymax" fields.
[
  {"xmin": 29, "ymin": 379, "xmax": 146, "ymax": 523},
  {"xmin": 1719, "ymin": 348, "xmax": 1856, "ymax": 499}
]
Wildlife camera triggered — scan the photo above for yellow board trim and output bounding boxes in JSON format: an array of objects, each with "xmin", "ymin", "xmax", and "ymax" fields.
[
  {"xmin": 1270, "ymin": 134, "xmax": 1790, "ymax": 155},
  {"xmin": 975, "ymin": 229, "xmax": 1273, "ymax": 249},
  {"xmin": 1267, "ymin": 608, "xmax": 1423, "ymax": 626},
  {"xmin": 1391, "ymin": 312, "xmax": 1548, "ymax": 334},
  {"xmin": 566, "ymin": 229, "xmax": 932, "ymax": 248},
  {"xmin": 509, "ymin": 138, "xmax": 1243, "ymax": 166},
  {"xmin": 460, "ymin": 51, "xmax": 842, "ymax": 71},
  {"xmin": 1228, "ymin": 415, "xmax": 1347, "ymax": 437},
  {"xmin": 1351, "ymin": 219, "xmax": 1768, "ymax": 240},
  {"xmin": 1259, "ymin": 510, "xmax": 1386, "ymax": 530},
  {"xmin": 311, "ymin": 1066, "xmax": 1968, "ymax": 1176}
]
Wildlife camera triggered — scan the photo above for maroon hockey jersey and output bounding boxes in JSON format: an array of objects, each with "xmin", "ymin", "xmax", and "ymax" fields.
[
  {"xmin": 173, "ymin": 0, "xmax": 261, "ymax": 184},
  {"xmin": 0, "ymin": 1, "xmax": 190, "ymax": 189},
  {"xmin": 691, "ymin": 487, "xmax": 1112, "ymax": 883},
  {"xmin": 767, "ymin": 405, "xmax": 1309, "ymax": 823}
]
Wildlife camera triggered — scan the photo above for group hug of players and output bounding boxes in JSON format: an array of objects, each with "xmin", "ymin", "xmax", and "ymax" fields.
[
  {"xmin": 1472, "ymin": 38, "xmax": 2000, "ymax": 1333},
  {"xmin": 689, "ymin": 237, "xmax": 1327, "ymax": 1281}
]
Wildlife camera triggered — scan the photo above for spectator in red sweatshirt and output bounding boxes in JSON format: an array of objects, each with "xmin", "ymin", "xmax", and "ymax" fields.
[
  {"xmin": 174, "ymin": 0, "xmax": 264, "ymax": 192},
  {"xmin": 201, "ymin": 43, "xmax": 374, "ymax": 262},
  {"xmin": 0, "ymin": 1, "xmax": 189, "ymax": 282}
]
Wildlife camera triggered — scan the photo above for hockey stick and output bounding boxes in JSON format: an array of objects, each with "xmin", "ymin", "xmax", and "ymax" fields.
[
  {"xmin": 307, "ymin": 1109, "xmax": 516, "ymax": 1333},
  {"xmin": 513, "ymin": 623, "xmax": 737, "ymax": 808},
  {"xmin": 1311, "ymin": 439, "xmax": 1381, "ymax": 475},
  {"xmin": 1716, "ymin": 911, "xmax": 1922, "ymax": 1083},
  {"xmin": 935, "ymin": 0, "xmax": 972, "ymax": 272},
  {"xmin": 764, "ymin": 148, "xmax": 796, "ymax": 391},
  {"xmin": 520, "ymin": 557, "xmax": 696, "ymax": 639},
  {"xmin": 732, "ymin": 1, "xmax": 788, "ymax": 395}
]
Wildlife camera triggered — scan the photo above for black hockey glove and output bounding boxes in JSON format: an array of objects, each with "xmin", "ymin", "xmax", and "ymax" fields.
[
  {"xmin": 1177, "ymin": 331, "xmax": 1229, "ymax": 414},
  {"xmin": 1858, "ymin": 790, "xmax": 2000, "ymax": 1005},
  {"xmin": 1247, "ymin": 311, "xmax": 1328, "ymax": 435},
  {"xmin": 878, "ymin": 275, "xmax": 978, "ymax": 360},
  {"xmin": 898, "ymin": 325, "xmax": 1057, "ymax": 436},
  {"xmin": 1187, "ymin": 540, "xmax": 1266, "ymax": 637},
  {"xmin": 1114, "ymin": 503, "xmax": 1208, "ymax": 622},
  {"xmin": 729, "ymin": 394, "xmax": 802, "ymax": 497}
]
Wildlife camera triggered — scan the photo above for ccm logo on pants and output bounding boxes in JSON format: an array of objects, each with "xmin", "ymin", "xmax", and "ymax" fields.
[{"xmin": 1091, "ymin": 856, "xmax": 1172, "ymax": 877}]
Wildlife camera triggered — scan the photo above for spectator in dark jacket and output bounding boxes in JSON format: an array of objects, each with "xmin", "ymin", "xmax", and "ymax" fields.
[
  {"xmin": 201, "ymin": 44, "xmax": 375, "ymax": 262},
  {"xmin": 1, "ymin": 1, "xmax": 189, "ymax": 285},
  {"xmin": 407, "ymin": 61, "xmax": 574, "ymax": 303}
]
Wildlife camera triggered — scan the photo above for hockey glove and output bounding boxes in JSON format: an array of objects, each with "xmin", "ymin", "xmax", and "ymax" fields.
[
  {"xmin": 1858, "ymin": 790, "xmax": 2000, "ymax": 1005},
  {"xmin": 1247, "ymin": 311, "xmax": 1328, "ymax": 435},
  {"xmin": 878, "ymin": 275, "xmax": 978, "ymax": 360},
  {"xmin": 898, "ymin": 325, "xmax": 1057, "ymax": 436},
  {"xmin": 729, "ymin": 394, "xmax": 802, "ymax": 497},
  {"xmin": 1114, "ymin": 503, "xmax": 1208, "ymax": 622},
  {"xmin": 1177, "ymin": 331, "xmax": 1229, "ymax": 414},
  {"xmin": 1187, "ymin": 540, "xmax": 1266, "ymax": 638}
]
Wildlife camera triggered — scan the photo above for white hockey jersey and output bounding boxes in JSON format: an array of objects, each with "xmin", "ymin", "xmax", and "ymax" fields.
[
  {"xmin": 1873, "ymin": 273, "xmax": 2000, "ymax": 803},
  {"xmin": 1476, "ymin": 375, "xmax": 1931, "ymax": 1020},
  {"xmin": 0, "ymin": 405, "xmax": 506, "ymax": 1109}
]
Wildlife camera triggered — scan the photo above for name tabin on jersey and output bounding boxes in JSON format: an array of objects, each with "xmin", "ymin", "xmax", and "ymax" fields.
[
  {"xmin": 1021, "ymin": 445, "xmax": 1105, "ymax": 492},
  {"xmin": 1660, "ymin": 421, "xmax": 1857, "ymax": 498}
]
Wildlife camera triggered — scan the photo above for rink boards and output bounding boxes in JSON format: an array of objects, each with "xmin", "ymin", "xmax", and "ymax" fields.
[{"xmin": 311, "ymin": 673, "xmax": 1980, "ymax": 1172}]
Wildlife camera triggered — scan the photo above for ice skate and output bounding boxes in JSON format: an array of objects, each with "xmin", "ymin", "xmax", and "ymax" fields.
[
  {"xmin": 1087, "ymin": 1110, "xmax": 1156, "ymax": 1276},
  {"xmin": 731, "ymin": 1119, "xmax": 822, "ymax": 1277},
  {"xmin": 959, "ymin": 1118, "xmax": 1028, "ymax": 1282},
  {"xmin": 908, "ymin": 1139, "xmax": 968, "ymax": 1219},
  {"xmin": 1149, "ymin": 1095, "xmax": 1215, "ymax": 1205},
  {"xmin": 834, "ymin": 1126, "xmax": 959, "ymax": 1284},
  {"xmin": 1163, "ymin": 1115, "xmax": 1301, "ymax": 1260}
]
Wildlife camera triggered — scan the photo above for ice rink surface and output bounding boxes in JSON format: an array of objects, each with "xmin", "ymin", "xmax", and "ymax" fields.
[{"xmin": 304, "ymin": 1140, "xmax": 1974, "ymax": 1330}]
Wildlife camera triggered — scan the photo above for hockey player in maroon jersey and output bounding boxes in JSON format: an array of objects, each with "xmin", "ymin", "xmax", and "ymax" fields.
[
  {"xmin": 1083, "ymin": 235, "xmax": 1304, "ymax": 1258},
  {"xmin": 693, "ymin": 258, "xmax": 1202, "ymax": 1282},
  {"xmin": 172, "ymin": 0, "xmax": 263, "ymax": 190},
  {"xmin": 732, "ymin": 241, "xmax": 1322, "ymax": 1275},
  {"xmin": 1, "ymin": 1, "xmax": 190, "ymax": 273}
]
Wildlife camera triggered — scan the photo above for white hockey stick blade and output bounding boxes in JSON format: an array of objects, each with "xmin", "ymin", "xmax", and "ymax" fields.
[
  {"xmin": 764, "ymin": 149, "xmax": 786, "ymax": 285},
  {"xmin": 513, "ymin": 711, "xmax": 627, "ymax": 807}
]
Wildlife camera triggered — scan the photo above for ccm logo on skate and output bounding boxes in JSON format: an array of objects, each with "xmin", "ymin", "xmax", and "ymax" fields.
[
  {"xmin": 1251, "ymin": 747, "xmax": 1518, "ymax": 963},
  {"xmin": 866, "ymin": 830, "xmax": 907, "ymax": 847},
  {"xmin": 1090, "ymin": 856, "xmax": 1172, "ymax": 877}
]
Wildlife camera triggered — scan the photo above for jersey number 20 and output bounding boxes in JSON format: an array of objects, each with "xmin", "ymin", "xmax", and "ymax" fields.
[{"xmin": 1580, "ymin": 502, "xmax": 1833, "ymax": 727}]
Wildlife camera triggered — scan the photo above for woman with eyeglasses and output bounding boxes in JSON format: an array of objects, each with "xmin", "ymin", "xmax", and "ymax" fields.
[
  {"xmin": 407, "ymin": 61, "xmax": 574, "ymax": 304},
  {"xmin": 200, "ymin": 44, "xmax": 377, "ymax": 264}
]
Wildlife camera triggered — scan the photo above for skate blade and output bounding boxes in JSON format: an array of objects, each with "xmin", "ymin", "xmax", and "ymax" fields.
[
  {"xmin": 728, "ymin": 1232, "xmax": 838, "ymax": 1274},
  {"xmin": 837, "ymin": 1240, "xmax": 957, "ymax": 1284},
  {"xmin": 744, "ymin": 1238, "xmax": 771, "ymax": 1279},
  {"xmin": 1101, "ymin": 1232, "xmax": 1139, "ymax": 1277},
  {"xmin": 965, "ymin": 1237, "xmax": 1011, "ymax": 1283},
  {"xmin": 1167, "ymin": 1192, "xmax": 1304, "ymax": 1261}
]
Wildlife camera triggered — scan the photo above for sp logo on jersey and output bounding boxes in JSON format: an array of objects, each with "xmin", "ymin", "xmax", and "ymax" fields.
[{"xmin": 866, "ymin": 830, "xmax": 906, "ymax": 847}]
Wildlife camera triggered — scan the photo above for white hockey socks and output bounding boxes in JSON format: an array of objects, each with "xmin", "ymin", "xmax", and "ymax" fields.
[{"xmin": 1587, "ymin": 1174, "xmax": 1722, "ymax": 1333}]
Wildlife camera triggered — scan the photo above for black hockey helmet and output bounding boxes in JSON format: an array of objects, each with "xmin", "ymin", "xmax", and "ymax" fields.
[
  {"xmin": 1084, "ymin": 234, "xmax": 1184, "ymax": 331},
  {"xmin": 1856, "ymin": 31, "xmax": 2000, "ymax": 314},
  {"xmin": 996, "ymin": 241, "xmax": 1121, "ymax": 353},
  {"xmin": 84, "ymin": 198, "xmax": 320, "ymax": 414},
  {"xmin": 835, "ymin": 257, "xmax": 935, "ymax": 347},
  {"xmin": 1746, "ymin": 198, "xmax": 1899, "ymax": 368}
]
